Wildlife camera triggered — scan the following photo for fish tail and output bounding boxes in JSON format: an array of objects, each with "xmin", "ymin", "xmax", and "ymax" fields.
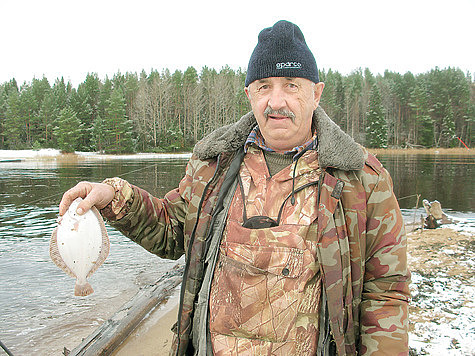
[{"xmin": 74, "ymin": 281, "xmax": 94, "ymax": 296}]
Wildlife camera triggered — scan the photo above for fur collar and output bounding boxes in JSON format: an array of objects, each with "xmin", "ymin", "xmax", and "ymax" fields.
[{"xmin": 193, "ymin": 106, "xmax": 364, "ymax": 171}]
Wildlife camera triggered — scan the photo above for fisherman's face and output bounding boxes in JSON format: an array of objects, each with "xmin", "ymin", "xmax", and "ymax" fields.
[{"xmin": 245, "ymin": 77, "xmax": 324, "ymax": 153}]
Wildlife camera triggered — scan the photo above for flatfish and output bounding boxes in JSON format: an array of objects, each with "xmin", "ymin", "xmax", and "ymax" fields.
[{"xmin": 50, "ymin": 197, "xmax": 110, "ymax": 296}]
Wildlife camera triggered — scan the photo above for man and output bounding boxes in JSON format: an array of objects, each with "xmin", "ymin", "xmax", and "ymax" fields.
[{"xmin": 59, "ymin": 20, "xmax": 410, "ymax": 355}]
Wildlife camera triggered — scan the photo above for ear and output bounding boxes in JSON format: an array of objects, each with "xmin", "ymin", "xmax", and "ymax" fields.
[
  {"xmin": 313, "ymin": 82, "xmax": 325, "ymax": 109},
  {"xmin": 244, "ymin": 86, "xmax": 251, "ymax": 101}
]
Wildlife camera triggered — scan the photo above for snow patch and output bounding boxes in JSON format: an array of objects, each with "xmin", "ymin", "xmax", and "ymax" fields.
[
  {"xmin": 0, "ymin": 149, "xmax": 61, "ymax": 159},
  {"xmin": 408, "ymin": 223, "xmax": 475, "ymax": 355},
  {"xmin": 0, "ymin": 149, "xmax": 192, "ymax": 160}
]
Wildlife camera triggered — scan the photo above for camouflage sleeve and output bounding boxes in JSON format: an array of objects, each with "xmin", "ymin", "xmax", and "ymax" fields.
[
  {"xmin": 99, "ymin": 162, "xmax": 196, "ymax": 260},
  {"xmin": 359, "ymin": 166, "xmax": 411, "ymax": 355}
]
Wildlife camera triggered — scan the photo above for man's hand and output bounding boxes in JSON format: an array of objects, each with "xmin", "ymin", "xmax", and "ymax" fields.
[{"xmin": 59, "ymin": 181, "xmax": 115, "ymax": 216}]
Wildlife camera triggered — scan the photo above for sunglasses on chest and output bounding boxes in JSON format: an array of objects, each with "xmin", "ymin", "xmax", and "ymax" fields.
[{"xmin": 237, "ymin": 174, "xmax": 319, "ymax": 229}]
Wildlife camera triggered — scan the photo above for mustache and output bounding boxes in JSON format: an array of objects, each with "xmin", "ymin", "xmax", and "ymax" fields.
[{"xmin": 264, "ymin": 107, "xmax": 296, "ymax": 121}]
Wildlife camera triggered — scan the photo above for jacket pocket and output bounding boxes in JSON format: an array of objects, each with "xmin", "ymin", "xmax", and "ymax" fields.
[{"xmin": 209, "ymin": 243, "xmax": 313, "ymax": 343}]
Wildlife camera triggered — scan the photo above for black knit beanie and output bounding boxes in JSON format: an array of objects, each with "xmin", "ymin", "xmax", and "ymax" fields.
[{"xmin": 245, "ymin": 20, "xmax": 319, "ymax": 87}]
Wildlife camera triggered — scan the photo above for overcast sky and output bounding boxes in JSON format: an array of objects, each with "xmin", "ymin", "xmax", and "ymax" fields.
[{"xmin": 1, "ymin": 0, "xmax": 473, "ymax": 87}]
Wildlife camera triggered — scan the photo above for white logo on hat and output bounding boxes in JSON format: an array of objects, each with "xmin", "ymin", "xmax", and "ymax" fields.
[{"xmin": 276, "ymin": 62, "xmax": 302, "ymax": 69}]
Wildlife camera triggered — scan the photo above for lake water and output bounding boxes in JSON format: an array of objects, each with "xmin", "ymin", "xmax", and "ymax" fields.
[
  {"xmin": 0, "ymin": 151, "xmax": 473, "ymax": 355},
  {"xmin": 377, "ymin": 153, "xmax": 474, "ymax": 213}
]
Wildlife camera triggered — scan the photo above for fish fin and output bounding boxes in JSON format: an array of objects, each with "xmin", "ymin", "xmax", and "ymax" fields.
[
  {"xmin": 50, "ymin": 227, "xmax": 77, "ymax": 279},
  {"xmin": 87, "ymin": 207, "xmax": 110, "ymax": 278},
  {"xmin": 74, "ymin": 281, "xmax": 94, "ymax": 296}
]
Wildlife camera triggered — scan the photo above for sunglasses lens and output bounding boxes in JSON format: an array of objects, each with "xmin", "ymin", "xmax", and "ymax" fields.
[{"xmin": 242, "ymin": 216, "xmax": 278, "ymax": 229}]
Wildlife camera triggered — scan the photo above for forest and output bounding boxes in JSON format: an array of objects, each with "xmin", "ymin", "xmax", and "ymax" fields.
[{"xmin": 0, "ymin": 66, "xmax": 473, "ymax": 153}]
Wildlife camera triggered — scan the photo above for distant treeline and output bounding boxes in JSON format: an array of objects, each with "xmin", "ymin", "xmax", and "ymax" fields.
[{"xmin": 0, "ymin": 66, "xmax": 473, "ymax": 153}]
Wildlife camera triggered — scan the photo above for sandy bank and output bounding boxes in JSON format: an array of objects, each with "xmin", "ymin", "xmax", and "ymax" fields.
[{"xmin": 112, "ymin": 289, "xmax": 180, "ymax": 356}]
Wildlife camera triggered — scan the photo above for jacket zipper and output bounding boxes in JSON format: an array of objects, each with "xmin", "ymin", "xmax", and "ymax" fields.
[{"xmin": 175, "ymin": 153, "xmax": 222, "ymax": 355}]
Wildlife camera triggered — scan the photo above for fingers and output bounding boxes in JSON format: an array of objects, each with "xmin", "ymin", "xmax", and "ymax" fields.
[
  {"xmin": 59, "ymin": 182, "xmax": 115, "ymax": 216},
  {"xmin": 59, "ymin": 182, "xmax": 93, "ymax": 215},
  {"xmin": 77, "ymin": 187, "xmax": 105, "ymax": 215}
]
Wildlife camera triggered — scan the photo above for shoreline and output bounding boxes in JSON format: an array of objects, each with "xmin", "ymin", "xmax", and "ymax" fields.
[
  {"xmin": 0, "ymin": 149, "xmax": 192, "ymax": 161},
  {"xmin": 0, "ymin": 147, "xmax": 472, "ymax": 162},
  {"xmin": 369, "ymin": 147, "xmax": 472, "ymax": 155},
  {"xmin": 112, "ymin": 289, "xmax": 180, "ymax": 356}
]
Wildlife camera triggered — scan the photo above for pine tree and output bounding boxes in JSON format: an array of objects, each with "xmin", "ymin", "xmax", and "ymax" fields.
[
  {"xmin": 52, "ymin": 78, "xmax": 71, "ymax": 116},
  {"xmin": 409, "ymin": 79, "xmax": 433, "ymax": 147},
  {"xmin": 38, "ymin": 91, "xmax": 56, "ymax": 147},
  {"xmin": 16, "ymin": 84, "xmax": 36, "ymax": 146},
  {"xmin": 31, "ymin": 77, "xmax": 52, "ymax": 147},
  {"xmin": 440, "ymin": 99, "xmax": 456, "ymax": 147},
  {"xmin": 320, "ymin": 69, "xmax": 337, "ymax": 121},
  {"xmin": 98, "ymin": 77, "xmax": 112, "ymax": 126},
  {"xmin": 72, "ymin": 73, "xmax": 101, "ymax": 150},
  {"xmin": 54, "ymin": 106, "xmax": 82, "ymax": 152},
  {"xmin": 105, "ymin": 88, "xmax": 134, "ymax": 153},
  {"xmin": 92, "ymin": 114, "xmax": 107, "ymax": 152},
  {"xmin": 366, "ymin": 84, "xmax": 387, "ymax": 148},
  {"xmin": 0, "ymin": 80, "xmax": 19, "ymax": 148},
  {"xmin": 4, "ymin": 90, "xmax": 24, "ymax": 148},
  {"xmin": 345, "ymin": 69, "xmax": 364, "ymax": 141},
  {"xmin": 124, "ymin": 72, "xmax": 139, "ymax": 128}
]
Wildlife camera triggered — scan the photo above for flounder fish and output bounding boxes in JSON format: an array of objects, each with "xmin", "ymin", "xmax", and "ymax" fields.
[{"xmin": 50, "ymin": 197, "xmax": 110, "ymax": 296}]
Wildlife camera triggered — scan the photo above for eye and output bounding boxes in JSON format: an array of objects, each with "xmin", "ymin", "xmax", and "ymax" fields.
[
  {"xmin": 258, "ymin": 84, "xmax": 270, "ymax": 91},
  {"xmin": 286, "ymin": 82, "xmax": 299, "ymax": 91}
]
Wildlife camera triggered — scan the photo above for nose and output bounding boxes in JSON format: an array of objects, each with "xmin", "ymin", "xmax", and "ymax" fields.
[{"xmin": 268, "ymin": 86, "xmax": 287, "ymax": 111}]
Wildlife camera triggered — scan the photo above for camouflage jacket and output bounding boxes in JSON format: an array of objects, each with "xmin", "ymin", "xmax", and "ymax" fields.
[{"xmin": 105, "ymin": 107, "xmax": 410, "ymax": 355}]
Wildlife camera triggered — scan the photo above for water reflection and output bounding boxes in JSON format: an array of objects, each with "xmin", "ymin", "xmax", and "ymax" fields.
[{"xmin": 378, "ymin": 154, "xmax": 474, "ymax": 212}]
